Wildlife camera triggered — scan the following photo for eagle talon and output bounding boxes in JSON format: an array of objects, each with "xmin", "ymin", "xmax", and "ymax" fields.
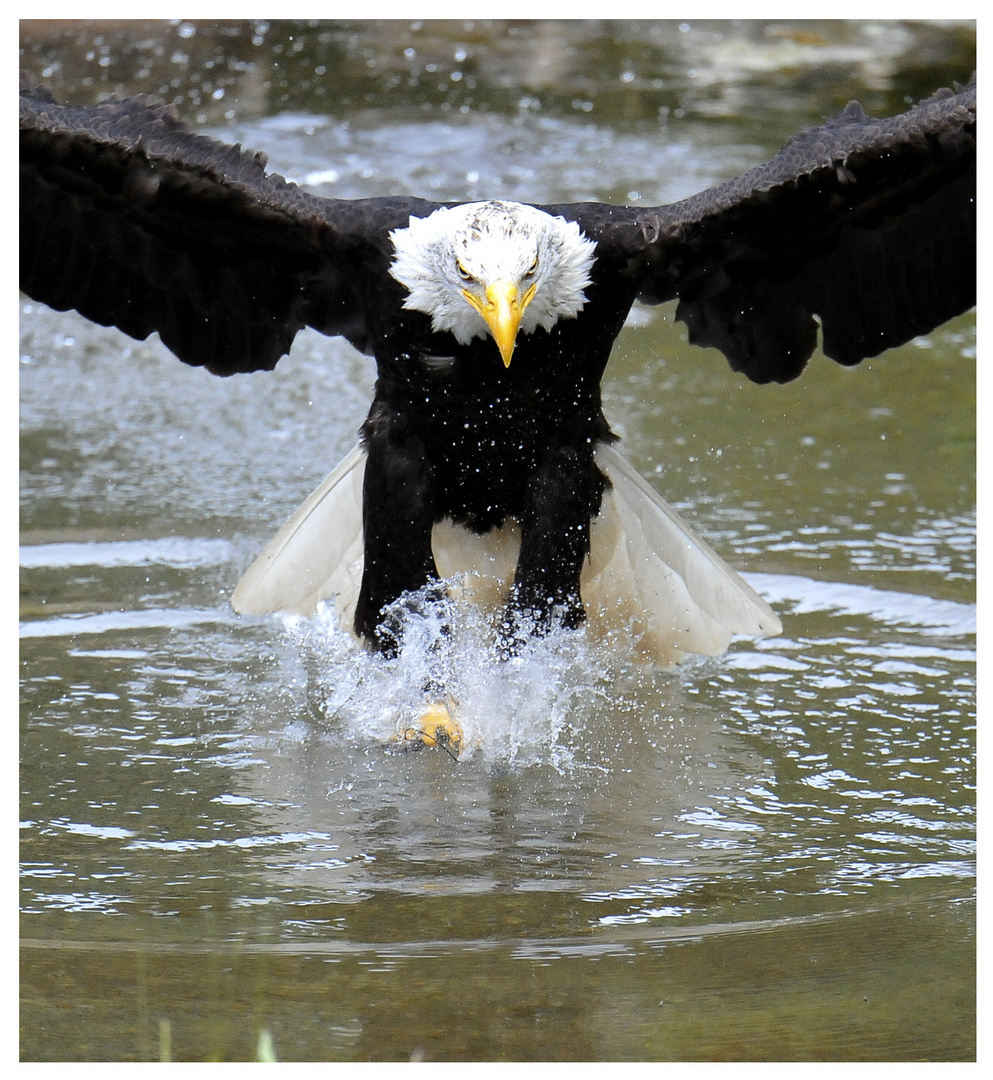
[{"xmin": 395, "ymin": 699, "xmax": 463, "ymax": 758}]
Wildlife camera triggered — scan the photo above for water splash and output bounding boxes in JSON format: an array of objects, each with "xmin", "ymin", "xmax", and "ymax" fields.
[{"xmin": 279, "ymin": 589, "xmax": 625, "ymax": 769}]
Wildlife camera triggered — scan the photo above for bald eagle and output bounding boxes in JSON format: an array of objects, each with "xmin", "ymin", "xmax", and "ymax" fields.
[{"xmin": 20, "ymin": 78, "xmax": 976, "ymax": 668}]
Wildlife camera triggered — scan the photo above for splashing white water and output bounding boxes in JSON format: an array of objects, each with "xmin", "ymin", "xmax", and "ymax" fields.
[{"xmin": 278, "ymin": 589, "xmax": 631, "ymax": 768}]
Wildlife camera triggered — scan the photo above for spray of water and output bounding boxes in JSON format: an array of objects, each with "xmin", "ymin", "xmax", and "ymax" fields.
[{"xmin": 278, "ymin": 586, "xmax": 643, "ymax": 769}]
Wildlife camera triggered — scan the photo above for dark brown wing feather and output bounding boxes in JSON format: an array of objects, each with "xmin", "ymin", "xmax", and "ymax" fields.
[
  {"xmin": 561, "ymin": 80, "xmax": 976, "ymax": 383},
  {"xmin": 19, "ymin": 80, "xmax": 440, "ymax": 375}
]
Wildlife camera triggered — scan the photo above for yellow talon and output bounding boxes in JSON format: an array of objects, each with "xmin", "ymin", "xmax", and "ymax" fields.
[{"xmin": 398, "ymin": 699, "xmax": 463, "ymax": 757}]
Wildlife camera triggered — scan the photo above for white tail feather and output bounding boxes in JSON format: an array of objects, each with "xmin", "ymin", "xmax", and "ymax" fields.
[
  {"xmin": 231, "ymin": 443, "xmax": 781, "ymax": 665},
  {"xmin": 231, "ymin": 445, "xmax": 366, "ymax": 624},
  {"xmin": 585, "ymin": 445, "xmax": 781, "ymax": 662}
]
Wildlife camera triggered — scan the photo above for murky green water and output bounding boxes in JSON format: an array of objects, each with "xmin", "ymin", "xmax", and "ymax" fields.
[{"xmin": 19, "ymin": 20, "xmax": 975, "ymax": 1061}]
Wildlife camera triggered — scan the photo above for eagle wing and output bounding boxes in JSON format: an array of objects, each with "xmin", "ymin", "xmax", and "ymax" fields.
[
  {"xmin": 560, "ymin": 80, "xmax": 976, "ymax": 384},
  {"xmin": 19, "ymin": 79, "xmax": 441, "ymax": 376}
]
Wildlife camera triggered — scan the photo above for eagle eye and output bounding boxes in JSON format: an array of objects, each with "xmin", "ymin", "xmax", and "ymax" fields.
[{"xmin": 456, "ymin": 260, "xmax": 473, "ymax": 281}]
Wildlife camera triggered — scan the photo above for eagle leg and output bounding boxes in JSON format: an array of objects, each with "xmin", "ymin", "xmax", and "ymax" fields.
[
  {"xmin": 497, "ymin": 443, "xmax": 603, "ymax": 657},
  {"xmin": 355, "ymin": 420, "xmax": 441, "ymax": 656}
]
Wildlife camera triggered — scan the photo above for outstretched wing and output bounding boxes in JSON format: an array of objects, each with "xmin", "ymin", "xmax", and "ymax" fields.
[
  {"xmin": 565, "ymin": 81, "xmax": 976, "ymax": 384},
  {"xmin": 19, "ymin": 80, "xmax": 438, "ymax": 376}
]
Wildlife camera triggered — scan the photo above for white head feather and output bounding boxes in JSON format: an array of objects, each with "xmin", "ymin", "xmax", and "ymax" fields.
[{"xmin": 389, "ymin": 200, "xmax": 597, "ymax": 347}]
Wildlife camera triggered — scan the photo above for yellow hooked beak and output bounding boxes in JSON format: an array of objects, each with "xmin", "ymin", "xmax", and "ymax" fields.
[{"xmin": 462, "ymin": 279, "xmax": 538, "ymax": 368}]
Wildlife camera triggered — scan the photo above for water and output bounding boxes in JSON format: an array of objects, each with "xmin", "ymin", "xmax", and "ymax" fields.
[{"xmin": 19, "ymin": 19, "xmax": 975, "ymax": 1061}]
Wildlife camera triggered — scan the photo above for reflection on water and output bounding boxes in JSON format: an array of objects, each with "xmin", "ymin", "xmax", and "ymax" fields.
[{"xmin": 20, "ymin": 17, "xmax": 974, "ymax": 1062}]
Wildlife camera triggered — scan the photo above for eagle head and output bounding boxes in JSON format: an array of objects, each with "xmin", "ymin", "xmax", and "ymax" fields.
[{"xmin": 389, "ymin": 200, "xmax": 597, "ymax": 367}]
